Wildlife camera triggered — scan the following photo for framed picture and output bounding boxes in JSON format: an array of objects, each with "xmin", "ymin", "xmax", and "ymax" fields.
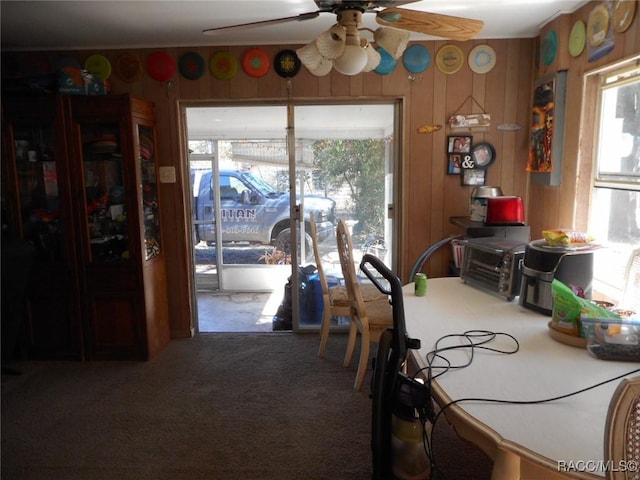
[
  {"xmin": 461, "ymin": 169, "xmax": 487, "ymax": 186},
  {"xmin": 471, "ymin": 142, "xmax": 496, "ymax": 168},
  {"xmin": 447, "ymin": 135, "xmax": 472, "ymax": 153},
  {"xmin": 448, "ymin": 154, "xmax": 462, "ymax": 174}
]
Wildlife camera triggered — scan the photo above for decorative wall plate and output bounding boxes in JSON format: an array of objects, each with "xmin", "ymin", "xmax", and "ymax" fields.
[
  {"xmin": 468, "ymin": 44, "xmax": 496, "ymax": 74},
  {"xmin": 84, "ymin": 54, "xmax": 112, "ymax": 80},
  {"xmin": 147, "ymin": 51, "xmax": 176, "ymax": 81},
  {"xmin": 115, "ymin": 53, "xmax": 143, "ymax": 83},
  {"xmin": 435, "ymin": 44, "xmax": 464, "ymax": 75},
  {"xmin": 613, "ymin": 0, "xmax": 636, "ymax": 33},
  {"xmin": 569, "ymin": 20, "xmax": 586, "ymax": 57},
  {"xmin": 210, "ymin": 51, "xmax": 238, "ymax": 80},
  {"xmin": 587, "ymin": 4, "xmax": 610, "ymax": 47},
  {"xmin": 178, "ymin": 51, "xmax": 205, "ymax": 80},
  {"xmin": 273, "ymin": 49, "xmax": 301, "ymax": 78},
  {"xmin": 541, "ymin": 30, "xmax": 557, "ymax": 66},
  {"xmin": 374, "ymin": 47, "xmax": 397, "ymax": 75},
  {"xmin": 242, "ymin": 48, "xmax": 270, "ymax": 78},
  {"xmin": 402, "ymin": 44, "xmax": 430, "ymax": 74}
]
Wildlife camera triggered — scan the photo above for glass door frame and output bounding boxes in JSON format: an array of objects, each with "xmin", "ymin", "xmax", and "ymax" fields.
[{"xmin": 180, "ymin": 99, "xmax": 402, "ymax": 333}]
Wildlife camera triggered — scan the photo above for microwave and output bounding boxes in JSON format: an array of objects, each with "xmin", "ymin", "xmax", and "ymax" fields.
[{"xmin": 460, "ymin": 237, "xmax": 526, "ymax": 301}]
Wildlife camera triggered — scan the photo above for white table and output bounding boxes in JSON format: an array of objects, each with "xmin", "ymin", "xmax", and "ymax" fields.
[{"xmin": 402, "ymin": 277, "xmax": 640, "ymax": 480}]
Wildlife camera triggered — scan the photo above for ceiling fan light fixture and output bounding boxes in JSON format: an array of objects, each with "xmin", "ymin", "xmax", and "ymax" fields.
[
  {"xmin": 316, "ymin": 25, "xmax": 346, "ymax": 59},
  {"xmin": 362, "ymin": 40, "xmax": 382, "ymax": 72},
  {"xmin": 296, "ymin": 42, "xmax": 324, "ymax": 69},
  {"xmin": 333, "ymin": 44, "xmax": 368, "ymax": 75},
  {"xmin": 374, "ymin": 27, "xmax": 410, "ymax": 59},
  {"xmin": 297, "ymin": 42, "xmax": 334, "ymax": 76}
]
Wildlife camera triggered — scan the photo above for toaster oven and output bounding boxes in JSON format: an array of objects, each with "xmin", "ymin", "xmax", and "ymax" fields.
[{"xmin": 460, "ymin": 237, "xmax": 526, "ymax": 301}]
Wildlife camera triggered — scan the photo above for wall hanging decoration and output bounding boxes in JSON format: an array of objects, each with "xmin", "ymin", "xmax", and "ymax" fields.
[
  {"xmin": 435, "ymin": 44, "xmax": 464, "ymax": 75},
  {"xmin": 541, "ymin": 30, "xmax": 558, "ymax": 66},
  {"xmin": 210, "ymin": 51, "xmax": 238, "ymax": 80},
  {"xmin": 402, "ymin": 44, "xmax": 430, "ymax": 74},
  {"xmin": 461, "ymin": 169, "xmax": 487, "ymax": 186},
  {"xmin": 587, "ymin": 4, "xmax": 614, "ymax": 62},
  {"xmin": 496, "ymin": 122, "xmax": 522, "ymax": 131},
  {"xmin": 471, "ymin": 142, "xmax": 496, "ymax": 168},
  {"xmin": 527, "ymin": 71, "xmax": 567, "ymax": 186},
  {"xmin": 417, "ymin": 124, "xmax": 442, "ymax": 134},
  {"xmin": 274, "ymin": 49, "xmax": 301, "ymax": 78},
  {"xmin": 447, "ymin": 135, "xmax": 472, "ymax": 174},
  {"xmin": 146, "ymin": 51, "xmax": 176, "ymax": 81},
  {"xmin": 448, "ymin": 95, "xmax": 491, "ymax": 132},
  {"xmin": 115, "ymin": 53, "xmax": 143, "ymax": 83},
  {"xmin": 178, "ymin": 51, "xmax": 205, "ymax": 80},
  {"xmin": 468, "ymin": 44, "xmax": 496, "ymax": 74},
  {"xmin": 613, "ymin": 0, "xmax": 636, "ymax": 33},
  {"xmin": 84, "ymin": 54, "xmax": 112, "ymax": 80},
  {"xmin": 242, "ymin": 48, "xmax": 270, "ymax": 78},
  {"xmin": 569, "ymin": 20, "xmax": 586, "ymax": 57},
  {"xmin": 374, "ymin": 47, "xmax": 397, "ymax": 75}
]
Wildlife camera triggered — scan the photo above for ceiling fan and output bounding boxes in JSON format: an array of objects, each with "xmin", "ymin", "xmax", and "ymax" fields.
[{"xmin": 203, "ymin": 1, "xmax": 484, "ymax": 76}]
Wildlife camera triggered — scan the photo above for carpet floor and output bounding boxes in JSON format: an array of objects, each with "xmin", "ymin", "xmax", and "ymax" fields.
[{"xmin": 1, "ymin": 332, "xmax": 492, "ymax": 480}]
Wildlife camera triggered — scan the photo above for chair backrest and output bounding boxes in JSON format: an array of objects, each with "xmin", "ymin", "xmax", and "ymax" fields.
[
  {"xmin": 621, "ymin": 248, "xmax": 640, "ymax": 312},
  {"xmin": 310, "ymin": 216, "xmax": 330, "ymax": 298},
  {"xmin": 336, "ymin": 219, "xmax": 366, "ymax": 320},
  {"xmin": 604, "ymin": 375, "xmax": 640, "ymax": 480}
]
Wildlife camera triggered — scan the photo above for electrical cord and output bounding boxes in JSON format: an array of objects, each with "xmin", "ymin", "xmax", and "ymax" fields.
[{"xmin": 407, "ymin": 330, "xmax": 640, "ymax": 480}]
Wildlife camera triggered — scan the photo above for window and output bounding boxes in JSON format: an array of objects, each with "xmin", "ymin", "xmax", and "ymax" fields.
[{"xmin": 590, "ymin": 60, "xmax": 640, "ymax": 301}]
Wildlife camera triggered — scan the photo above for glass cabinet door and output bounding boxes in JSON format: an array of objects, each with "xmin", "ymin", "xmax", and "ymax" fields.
[
  {"xmin": 79, "ymin": 123, "xmax": 130, "ymax": 263},
  {"xmin": 138, "ymin": 125, "xmax": 161, "ymax": 260},
  {"xmin": 12, "ymin": 120, "xmax": 65, "ymax": 263}
]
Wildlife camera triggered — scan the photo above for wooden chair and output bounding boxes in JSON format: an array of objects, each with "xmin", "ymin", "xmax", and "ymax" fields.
[
  {"xmin": 604, "ymin": 375, "xmax": 640, "ymax": 480},
  {"xmin": 310, "ymin": 216, "xmax": 386, "ymax": 358},
  {"xmin": 336, "ymin": 219, "xmax": 393, "ymax": 390}
]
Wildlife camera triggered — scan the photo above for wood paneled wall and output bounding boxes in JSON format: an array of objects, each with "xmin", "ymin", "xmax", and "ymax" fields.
[
  {"xmin": 5, "ymin": 2, "xmax": 638, "ymax": 338},
  {"xmin": 532, "ymin": 3, "xmax": 640, "ymax": 240}
]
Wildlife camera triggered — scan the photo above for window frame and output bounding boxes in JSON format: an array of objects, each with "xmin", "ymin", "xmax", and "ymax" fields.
[{"xmin": 587, "ymin": 56, "xmax": 640, "ymax": 303}]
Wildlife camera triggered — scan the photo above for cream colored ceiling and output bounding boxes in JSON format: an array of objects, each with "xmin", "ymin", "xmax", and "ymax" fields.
[{"xmin": 2, "ymin": 0, "xmax": 589, "ymax": 52}]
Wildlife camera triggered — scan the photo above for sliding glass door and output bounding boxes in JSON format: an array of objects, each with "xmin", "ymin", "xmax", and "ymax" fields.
[{"xmin": 185, "ymin": 101, "xmax": 399, "ymax": 332}]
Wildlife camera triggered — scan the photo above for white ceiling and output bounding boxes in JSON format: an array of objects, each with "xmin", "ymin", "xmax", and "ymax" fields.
[{"xmin": 1, "ymin": 0, "xmax": 589, "ymax": 52}]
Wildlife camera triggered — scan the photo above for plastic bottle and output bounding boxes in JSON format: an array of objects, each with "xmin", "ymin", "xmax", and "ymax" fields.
[{"xmin": 391, "ymin": 410, "xmax": 431, "ymax": 480}]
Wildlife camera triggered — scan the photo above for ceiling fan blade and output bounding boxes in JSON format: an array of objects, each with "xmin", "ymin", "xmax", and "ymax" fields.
[
  {"xmin": 376, "ymin": 7, "xmax": 483, "ymax": 41},
  {"xmin": 203, "ymin": 11, "xmax": 324, "ymax": 35}
]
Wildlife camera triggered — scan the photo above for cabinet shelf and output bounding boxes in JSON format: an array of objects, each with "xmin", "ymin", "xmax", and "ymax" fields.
[{"xmin": 1, "ymin": 94, "xmax": 170, "ymax": 360}]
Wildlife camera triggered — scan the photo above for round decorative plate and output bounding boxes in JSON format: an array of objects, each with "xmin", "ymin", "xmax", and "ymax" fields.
[
  {"xmin": 242, "ymin": 48, "xmax": 270, "ymax": 78},
  {"xmin": 84, "ymin": 54, "xmax": 112, "ymax": 80},
  {"xmin": 146, "ymin": 51, "xmax": 176, "ymax": 81},
  {"xmin": 273, "ymin": 49, "xmax": 301, "ymax": 78},
  {"xmin": 467, "ymin": 44, "xmax": 496, "ymax": 74},
  {"xmin": 178, "ymin": 51, "xmax": 205, "ymax": 80},
  {"xmin": 541, "ymin": 30, "xmax": 557, "ymax": 66},
  {"xmin": 374, "ymin": 47, "xmax": 397, "ymax": 75},
  {"xmin": 435, "ymin": 44, "xmax": 463, "ymax": 75},
  {"xmin": 115, "ymin": 53, "xmax": 143, "ymax": 83},
  {"xmin": 210, "ymin": 51, "xmax": 238, "ymax": 80},
  {"xmin": 569, "ymin": 20, "xmax": 586, "ymax": 57},
  {"xmin": 402, "ymin": 44, "xmax": 430, "ymax": 74},
  {"xmin": 613, "ymin": 0, "xmax": 636, "ymax": 33},
  {"xmin": 587, "ymin": 4, "xmax": 610, "ymax": 47}
]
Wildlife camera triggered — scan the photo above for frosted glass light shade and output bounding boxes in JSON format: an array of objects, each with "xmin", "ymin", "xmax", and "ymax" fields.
[{"xmin": 333, "ymin": 44, "xmax": 368, "ymax": 75}]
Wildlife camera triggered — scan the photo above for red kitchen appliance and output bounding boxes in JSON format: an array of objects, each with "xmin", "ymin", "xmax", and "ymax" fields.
[{"xmin": 485, "ymin": 196, "xmax": 525, "ymax": 225}]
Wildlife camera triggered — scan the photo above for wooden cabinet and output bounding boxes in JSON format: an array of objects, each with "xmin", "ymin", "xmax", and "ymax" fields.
[{"xmin": 1, "ymin": 94, "xmax": 170, "ymax": 360}]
